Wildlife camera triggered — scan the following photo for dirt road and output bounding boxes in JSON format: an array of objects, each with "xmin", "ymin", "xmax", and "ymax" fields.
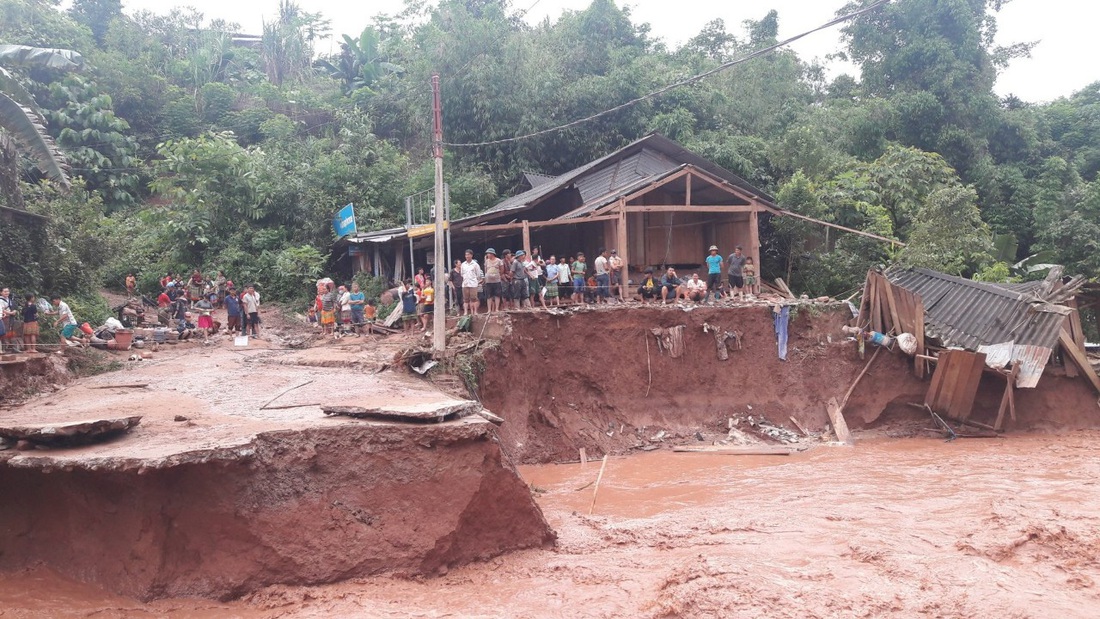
[{"xmin": 3, "ymin": 432, "xmax": 1097, "ymax": 617}]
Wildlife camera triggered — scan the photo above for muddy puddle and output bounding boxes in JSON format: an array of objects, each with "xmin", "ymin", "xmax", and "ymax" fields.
[{"xmin": 4, "ymin": 433, "xmax": 1100, "ymax": 618}]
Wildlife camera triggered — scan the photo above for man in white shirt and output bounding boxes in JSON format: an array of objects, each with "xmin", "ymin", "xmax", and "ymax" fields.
[
  {"xmin": 594, "ymin": 248, "xmax": 611, "ymax": 303},
  {"xmin": 685, "ymin": 273, "xmax": 707, "ymax": 303},
  {"xmin": 460, "ymin": 249, "xmax": 483, "ymax": 315},
  {"xmin": 608, "ymin": 249, "xmax": 624, "ymax": 300},
  {"xmin": 242, "ymin": 285, "xmax": 261, "ymax": 337},
  {"xmin": 50, "ymin": 294, "xmax": 84, "ymax": 345}
]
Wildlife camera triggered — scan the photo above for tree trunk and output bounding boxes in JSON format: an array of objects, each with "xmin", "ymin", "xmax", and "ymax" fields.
[{"xmin": 0, "ymin": 135, "xmax": 26, "ymax": 210}]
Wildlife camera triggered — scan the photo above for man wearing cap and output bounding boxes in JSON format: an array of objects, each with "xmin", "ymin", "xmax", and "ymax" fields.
[
  {"xmin": 637, "ymin": 268, "xmax": 659, "ymax": 302},
  {"xmin": 483, "ymin": 248, "xmax": 503, "ymax": 313},
  {"xmin": 511, "ymin": 250, "xmax": 530, "ymax": 309},
  {"xmin": 705, "ymin": 245, "xmax": 723, "ymax": 303},
  {"xmin": 608, "ymin": 248, "xmax": 624, "ymax": 300},
  {"xmin": 594, "ymin": 248, "xmax": 611, "ymax": 303},
  {"xmin": 727, "ymin": 245, "xmax": 747, "ymax": 300},
  {"xmin": 460, "ymin": 249, "xmax": 483, "ymax": 315}
]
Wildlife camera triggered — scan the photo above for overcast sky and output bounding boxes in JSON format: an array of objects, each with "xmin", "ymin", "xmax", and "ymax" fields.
[{"xmin": 115, "ymin": 0, "xmax": 1098, "ymax": 103}]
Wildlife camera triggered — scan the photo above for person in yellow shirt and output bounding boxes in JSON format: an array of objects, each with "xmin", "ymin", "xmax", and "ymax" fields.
[
  {"xmin": 637, "ymin": 267, "xmax": 659, "ymax": 302},
  {"xmin": 419, "ymin": 281, "xmax": 435, "ymax": 331}
]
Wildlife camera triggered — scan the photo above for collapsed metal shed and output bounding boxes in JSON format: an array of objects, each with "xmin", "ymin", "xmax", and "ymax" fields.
[{"xmin": 884, "ymin": 267, "xmax": 1071, "ymax": 388}]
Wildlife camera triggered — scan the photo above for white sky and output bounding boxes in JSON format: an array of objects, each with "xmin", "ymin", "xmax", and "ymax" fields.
[{"xmin": 115, "ymin": 0, "xmax": 1098, "ymax": 103}]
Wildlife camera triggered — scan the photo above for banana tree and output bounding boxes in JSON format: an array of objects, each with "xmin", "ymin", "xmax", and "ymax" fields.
[
  {"xmin": 316, "ymin": 27, "xmax": 403, "ymax": 95},
  {"xmin": 0, "ymin": 44, "xmax": 84, "ymax": 208}
]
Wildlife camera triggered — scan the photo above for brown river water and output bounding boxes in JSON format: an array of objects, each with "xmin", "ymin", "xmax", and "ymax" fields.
[{"xmin": 2, "ymin": 433, "xmax": 1098, "ymax": 618}]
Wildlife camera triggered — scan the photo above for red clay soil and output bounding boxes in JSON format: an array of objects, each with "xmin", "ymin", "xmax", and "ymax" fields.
[
  {"xmin": 0, "ymin": 420, "xmax": 554, "ymax": 601},
  {"xmin": 479, "ymin": 304, "xmax": 928, "ymax": 463}
]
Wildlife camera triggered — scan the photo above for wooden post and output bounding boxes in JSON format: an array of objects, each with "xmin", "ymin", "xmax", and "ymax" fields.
[
  {"xmin": 617, "ymin": 206, "xmax": 629, "ymax": 300},
  {"xmin": 914, "ymin": 297, "xmax": 926, "ymax": 379},
  {"xmin": 685, "ymin": 171, "xmax": 692, "ymax": 207},
  {"xmin": 1059, "ymin": 329, "xmax": 1100, "ymax": 394},
  {"xmin": 826, "ymin": 397, "xmax": 853, "ymax": 445},
  {"xmin": 994, "ymin": 363, "xmax": 1019, "ymax": 432},
  {"xmin": 522, "ymin": 220, "xmax": 531, "ymax": 257},
  {"xmin": 749, "ymin": 207, "xmax": 760, "ymax": 282},
  {"xmin": 882, "ymin": 278, "xmax": 901, "ymax": 335}
]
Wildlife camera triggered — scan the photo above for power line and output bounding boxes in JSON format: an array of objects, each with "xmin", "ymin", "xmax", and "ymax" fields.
[{"xmin": 443, "ymin": 0, "xmax": 891, "ymax": 148}]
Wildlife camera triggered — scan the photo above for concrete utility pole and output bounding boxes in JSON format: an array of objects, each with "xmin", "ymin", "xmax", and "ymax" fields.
[{"xmin": 431, "ymin": 74, "xmax": 446, "ymax": 353}]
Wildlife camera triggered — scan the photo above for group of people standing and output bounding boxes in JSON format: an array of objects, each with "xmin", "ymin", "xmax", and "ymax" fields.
[
  {"xmin": 315, "ymin": 280, "xmax": 376, "ymax": 337},
  {"xmin": 155, "ymin": 271, "xmax": 261, "ymax": 339},
  {"xmin": 451, "ymin": 246, "xmax": 628, "ymax": 315},
  {"xmin": 0, "ymin": 287, "xmax": 81, "ymax": 353},
  {"xmin": 444, "ymin": 243, "xmax": 756, "ymax": 316}
]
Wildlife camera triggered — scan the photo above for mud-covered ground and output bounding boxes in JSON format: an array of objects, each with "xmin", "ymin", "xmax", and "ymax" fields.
[
  {"xmin": 2, "ymin": 432, "xmax": 1099, "ymax": 617},
  {"xmin": 2, "ymin": 303, "xmax": 1099, "ymax": 617}
]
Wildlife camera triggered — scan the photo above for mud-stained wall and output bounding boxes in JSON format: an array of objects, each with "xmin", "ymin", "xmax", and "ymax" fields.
[
  {"xmin": 479, "ymin": 306, "xmax": 927, "ymax": 463},
  {"xmin": 0, "ymin": 422, "xmax": 555, "ymax": 601},
  {"xmin": 480, "ymin": 306, "xmax": 1100, "ymax": 464}
]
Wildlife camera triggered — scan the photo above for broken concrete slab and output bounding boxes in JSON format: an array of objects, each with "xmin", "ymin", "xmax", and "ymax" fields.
[
  {"xmin": 0, "ymin": 416, "xmax": 142, "ymax": 447},
  {"xmin": 322, "ymin": 400, "xmax": 480, "ymax": 423}
]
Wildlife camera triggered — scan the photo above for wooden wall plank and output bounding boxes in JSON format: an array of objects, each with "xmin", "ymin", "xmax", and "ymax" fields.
[
  {"xmin": 946, "ymin": 351, "xmax": 987, "ymax": 420},
  {"xmin": 914, "ymin": 297, "xmax": 926, "ymax": 379}
]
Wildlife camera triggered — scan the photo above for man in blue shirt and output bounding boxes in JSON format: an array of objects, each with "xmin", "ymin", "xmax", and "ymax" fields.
[
  {"xmin": 224, "ymin": 285, "xmax": 241, "ymax": 334},
  {"xmin": 705, "ymin": 245, "xmax": 723, "ymax": 302}
]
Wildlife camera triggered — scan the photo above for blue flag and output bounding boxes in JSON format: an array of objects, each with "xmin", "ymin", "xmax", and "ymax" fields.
[{"xmin": 333, "ymin": 203, "xmax": 356, "ymax": 238}]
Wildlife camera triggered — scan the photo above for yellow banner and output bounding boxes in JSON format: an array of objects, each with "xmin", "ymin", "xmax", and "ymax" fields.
[{"xmin": 407, "ymin": 221, "xmax": 449, "ymax": 238}]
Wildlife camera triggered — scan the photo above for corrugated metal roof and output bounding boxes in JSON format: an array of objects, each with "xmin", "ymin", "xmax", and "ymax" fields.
[
  {"xmin": 346, "ymin": 227, "xmax": 408, "ymax": 244},
  {"xmin": 886, "ymin": 267, "xmax": 1071, "ymax": 388},
  {"xmin": 523, "ymin": 172, "xmax": 556, "ymax": 188},
  {"xmin": 886, "ymin": 267, "xmax": 1068, "ymax": 352}
]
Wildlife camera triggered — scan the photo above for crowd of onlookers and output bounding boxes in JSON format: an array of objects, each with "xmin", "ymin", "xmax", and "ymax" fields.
[
  {"xmin": 447, "ymin": 244, "xmax": 759, "ymax": 315},
  {"xmin": 154, "ymin": 270, "xmax": 261, "ymax": 340}
]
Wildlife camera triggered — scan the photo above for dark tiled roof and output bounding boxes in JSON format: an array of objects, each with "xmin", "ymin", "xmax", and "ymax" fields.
[{"xmin": 456, "ymin": 133, "xmax": 775, "ymax": 226}]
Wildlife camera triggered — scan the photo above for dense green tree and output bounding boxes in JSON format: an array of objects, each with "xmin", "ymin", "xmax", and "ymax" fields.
[{"xmin": 68, "ymin": 0, "xmax": 122, "ymax": 47}]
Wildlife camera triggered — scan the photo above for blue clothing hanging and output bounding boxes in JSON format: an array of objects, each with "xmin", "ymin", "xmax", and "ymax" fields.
[{"xmin": 774, "ymin": 305, "xmax": 790, "ymax": 361}]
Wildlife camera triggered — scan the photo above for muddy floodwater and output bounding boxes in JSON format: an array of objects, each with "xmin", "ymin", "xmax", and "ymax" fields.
[{"xmin": 3, "ymin": 433, "xmax": 1099, "ymax": 618}]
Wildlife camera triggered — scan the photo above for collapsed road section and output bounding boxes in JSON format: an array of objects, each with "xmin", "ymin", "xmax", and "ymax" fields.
[{"xmin": 0, "ymin": 346, "xmax": 554, "ymax": 602}]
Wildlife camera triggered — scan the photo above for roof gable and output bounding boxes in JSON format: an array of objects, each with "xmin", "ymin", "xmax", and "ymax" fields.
[{"xmin": 457, "ymin": 133, "xmax": 774, "ymax": 227}]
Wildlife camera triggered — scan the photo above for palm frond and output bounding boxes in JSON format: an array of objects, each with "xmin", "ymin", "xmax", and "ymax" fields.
[{"xmin": 0, "ymin": 45, "xmax": 84, "ymax": 70}]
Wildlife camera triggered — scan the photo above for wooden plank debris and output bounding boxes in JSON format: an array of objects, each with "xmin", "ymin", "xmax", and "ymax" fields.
[
  {"xmin": 789, "ymin": 416, "xmax": 811, "ymax": 437},
  {"xmin": 1059, "ymin": 329, "xmax": 1100, "ymax": 394},
  {"xmin": 914, "ymin": 297, "xmax": 926, "ymax": 379},
  {"xmin": 88, "ymin": 383, "xmax": 148, "ymax": 389},
  {"xmin": 826, "ymin": 397, "xmax": 853, "ymax": 445},
  {"xmin": 924, "ymin": 350, "xmax": 987, "ymax": 420},
  {"xmin": 841, "ymin": 347, "xmax": 881, "ymax": 409},
  {"xmin": 994, "ymin": 362, "xmax": 1020, "ymax": 432},
  {"xmin": 588, "ymin": 454, "xmax": 609, "ymax": 515},
  {"xmin": 774, "ymin": 278, "xmax": 795, "ymax": 299}
]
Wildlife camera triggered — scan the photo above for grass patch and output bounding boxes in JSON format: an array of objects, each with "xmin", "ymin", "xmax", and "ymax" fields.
[{"xmin": 67, "ymin": 348, "xmax": 123, "ymax": 377}]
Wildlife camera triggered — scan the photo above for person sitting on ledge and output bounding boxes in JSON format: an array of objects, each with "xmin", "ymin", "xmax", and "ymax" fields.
[
  {"xmin": 638, "ymin": 268, "xmax": 660, "ymax": 302},
  {"xmin": 660, "ymin": 267, "xmax": 683, "ymax": 303},
  {"xmin": 685, "ymin": 273, "xmax": 707, "ymax": 304}
]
